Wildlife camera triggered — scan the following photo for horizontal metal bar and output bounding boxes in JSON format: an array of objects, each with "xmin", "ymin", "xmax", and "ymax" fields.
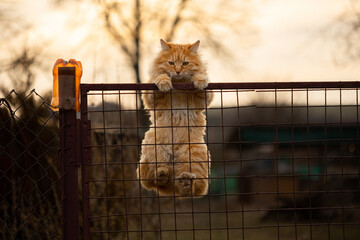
[
  {"xmin": 88, "ymin": 222, "xmax": 360, "ymax": 233},
  {"xmin": 81, "ymin": 81, "xmax": 360, "ymax": 92},
  {"xmin": 87, "ymin": 205, "xmax": 360, "ymax": 218},
  {"xmin": 86, "ymin": 175, "xmax": 360, "ymax": 183}
]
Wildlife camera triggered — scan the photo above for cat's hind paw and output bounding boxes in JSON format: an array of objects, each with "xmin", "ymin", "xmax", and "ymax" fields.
[
  {"xmin": 154, "ymin": 166, "xmax": 171, "ymax": 186},
  {"xmin": 176, "ymin": 172, "xmax": 196, "ymax": 196}
]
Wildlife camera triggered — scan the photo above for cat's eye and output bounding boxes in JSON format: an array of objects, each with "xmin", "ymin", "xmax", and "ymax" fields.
[
  {"xmin": 168, "ymin": 61, "xmax": 175, "ymax": 65},
  {"xmin": 182, "ymin": 62, "xmax": 189, "ymax": 66}
]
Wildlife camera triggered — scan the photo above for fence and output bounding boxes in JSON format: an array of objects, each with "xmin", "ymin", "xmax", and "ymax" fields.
[
  {"xmin": 1, "ymin": 81, "xmax": 360, "ymax": 240},
  {"xmin": 0, "ymin": 90, "xmax": 61, "ymax": 239},
  {"xmin": 79, "ymin": 82, "xmax": 360, "ymax": 240}
]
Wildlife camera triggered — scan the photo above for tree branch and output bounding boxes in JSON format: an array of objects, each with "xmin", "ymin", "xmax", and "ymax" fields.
[
  {"xmin": 103, "ymin": 6, "xmax": 134, "ymax": 62},
  {"xmin": 165, "ymin": 0, "xmax": 189, "ymax": 41}
]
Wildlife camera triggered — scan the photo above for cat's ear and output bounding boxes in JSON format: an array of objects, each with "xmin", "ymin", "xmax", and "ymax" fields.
[
  {"xmin": 189, "ymin": 40, "xmax": 200, "ymax": 53},
  {"xmin": 160, "ymin": 39, "xmax": 171, "ymax": 51}
]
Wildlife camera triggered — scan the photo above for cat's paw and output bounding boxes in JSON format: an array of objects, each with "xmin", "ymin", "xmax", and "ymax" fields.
[
  {"xmin": 155, "ymin": 166, "xmax": 171, "ymax": 186},
  {"xmin": 155, "ymin": 75, "xmax": 172, "ymax": 92},
  {"xmin": 176, "ymin": 172, "xmax": 196, "ymax": 196},
  {"xmin": 192, "ymin": 74, "xmax": 208, "ymax": 90},
  {"xmin": 137, "ymin": 164, "xmax": 157, "ymax": 190}
]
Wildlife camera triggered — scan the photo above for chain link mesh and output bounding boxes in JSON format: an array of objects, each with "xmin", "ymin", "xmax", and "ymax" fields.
[{"xmin": 0, "ymin": 90, "xmax": 61, "ymax": 240}]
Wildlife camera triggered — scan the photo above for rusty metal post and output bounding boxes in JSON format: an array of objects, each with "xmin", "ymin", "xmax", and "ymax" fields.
[{"xmin": 59, "ymin": 67, "xmax": 80, "ymax": 240}]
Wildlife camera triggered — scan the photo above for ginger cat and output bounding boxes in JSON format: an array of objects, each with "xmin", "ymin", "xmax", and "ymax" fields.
[{"xmin": 137, "ymin": 39, "xmax": 214, "ymax": 197}]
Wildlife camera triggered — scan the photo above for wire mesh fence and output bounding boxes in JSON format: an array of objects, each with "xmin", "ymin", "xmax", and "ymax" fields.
[
  {"xmin": 0, "ymin": 90, "xmax": 61, "ymax": 239},
  {"xmin": 1, "ymin": 82, "xmax": 359, "ymax": 240},
  {"xmin": 80, "ymin": 82, "xmax": 360, "ymax": 240}
]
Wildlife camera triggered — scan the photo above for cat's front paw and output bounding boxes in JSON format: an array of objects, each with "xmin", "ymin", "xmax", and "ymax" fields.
[
  {"xmin": 155, "ymin": 75, "xmax": 172, "ymax": 92},
  {"xmin": 176, "ymin": 172, "xmax": 196, "ymax": 196},
  {"xmin": 192, "ymin": 74, "xmax": 208, "ymax": 90}
]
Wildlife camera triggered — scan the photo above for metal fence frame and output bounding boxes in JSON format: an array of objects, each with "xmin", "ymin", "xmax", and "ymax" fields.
[
  {"xmin": 2, "ymin": 76, "xmax": 359, "ymax": 239},
  {"xmin": 0, "ymin": 74, "xmax": 360, "ymax": 240},
  {"xmin": 70, "ymin": 81, "xmax": 360, "ymax": 240}
]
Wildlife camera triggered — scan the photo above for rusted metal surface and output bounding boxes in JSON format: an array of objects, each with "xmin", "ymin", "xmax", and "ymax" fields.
[
  {"xmin": 81, "ymin": 81, "xmax": 360, "ymax": 91},
  {"xmin": 59, "ymin": 69, "xmax": 80, "ymax": 240}
]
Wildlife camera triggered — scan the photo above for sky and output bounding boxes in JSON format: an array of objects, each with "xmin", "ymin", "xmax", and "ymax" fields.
[
  {"xmin": 247, "ymin": 0, "xmax": 358, "ymax": 82},
  {"xmin": 2, "ymin": 0, "xmax": 359, "ymax": 96}
]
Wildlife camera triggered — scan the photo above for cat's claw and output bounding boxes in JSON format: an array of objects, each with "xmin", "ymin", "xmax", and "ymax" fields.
[
  {"xmin": 155, "ymin": 76, "xmax": 172, "ymax": 92},
  {"xmin": 176, "ymin": 172, "xmax": 196, "ymax": 196},
  {"xmin": 193, "ymin": 80, "xmax": 208, "ymax": 90},
  {"xmin": 155, "ymin": 166, "xmax": 170, "ymax": 186},
  {"xmin": 192, "ymin": 75, "xmax": 208, "ymax": 90}
]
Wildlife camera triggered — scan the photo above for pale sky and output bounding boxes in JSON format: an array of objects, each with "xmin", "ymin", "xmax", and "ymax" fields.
[
  {"xmin": 2, "ymin": 0, "xmax": 359, "ymax": 96},
  {"xmin": 247, "ymin": 0, "xmax": 358, "ymax": 82}
]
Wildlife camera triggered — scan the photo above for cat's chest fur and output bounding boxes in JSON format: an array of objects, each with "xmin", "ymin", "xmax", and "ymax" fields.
[
  {"xmin": 150, "ymin": 91, "xmax": 206, "ymax": 127},
  {"xmin": 155, "ymin": 91, "xmax": 204, "ymax": 109}
]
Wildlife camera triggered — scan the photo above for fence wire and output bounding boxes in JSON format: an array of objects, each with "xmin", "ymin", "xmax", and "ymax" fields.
[
  {"xmin": 0, "ymin": 90, "xmax": 61, "ymax": 240},
  {"xmin": 4, "ymin": 83, "xmax": 358, "ymax": 240},
  {"xmin": 80, "ymin": 82, "xmax": 360, "ymax": 240}
]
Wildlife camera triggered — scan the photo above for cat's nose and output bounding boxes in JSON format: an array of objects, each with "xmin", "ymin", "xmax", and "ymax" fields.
[{"xmin": 176, "ymin": 71, "xmax": 181, "ymax": 74}]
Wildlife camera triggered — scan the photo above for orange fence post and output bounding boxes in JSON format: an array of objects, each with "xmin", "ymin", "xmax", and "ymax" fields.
[{"xmin": 51, "ymin": 59, "xmax": 82, "ymax": 112}]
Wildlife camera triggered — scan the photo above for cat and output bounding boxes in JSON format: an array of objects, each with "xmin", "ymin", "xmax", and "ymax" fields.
[{"xmin": 136, "ymin": 39, "xmax": 214, "ymax": 197}]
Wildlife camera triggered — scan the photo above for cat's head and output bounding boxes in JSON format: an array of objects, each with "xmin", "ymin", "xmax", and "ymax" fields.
[{"xmin": 152, "ymin": 39, "xmax": 203, "ymax": 82}]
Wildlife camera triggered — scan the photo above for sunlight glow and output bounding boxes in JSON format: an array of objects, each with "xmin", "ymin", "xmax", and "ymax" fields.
[{"xmin": 2, "ymin": 0, "xmax": 359, "ymax": 106}]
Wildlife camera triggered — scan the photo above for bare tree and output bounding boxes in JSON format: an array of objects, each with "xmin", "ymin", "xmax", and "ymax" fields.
[
  {"xmin": 328, "ymin": 0, "xmax": 360, "ymax": 64},
  {"xmin": 0, "ymin": 1, "xmax": 26, "ymax": 42},
  {"xmin": 0, "ymin": 47, "xmax": 43, "ymax": 94},
  {"xmin": 92, "ymin": 0, "xmax": 256, "ymax": 84},
  {"xmin": 0, "ymin": 0, "xmax": 44, "ymax": 95}
]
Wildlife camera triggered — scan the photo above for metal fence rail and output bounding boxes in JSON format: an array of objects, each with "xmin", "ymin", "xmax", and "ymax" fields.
[{"xmin": 80, "ymin": 82, "xmax": 360, "ymax": 240}]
